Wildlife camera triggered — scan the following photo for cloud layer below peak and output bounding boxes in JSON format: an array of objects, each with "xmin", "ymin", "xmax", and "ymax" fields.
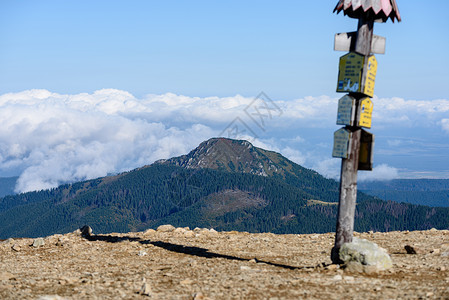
[{"xmin": 1, "ymin": 89, "xmax": 448, "ymax": 193}]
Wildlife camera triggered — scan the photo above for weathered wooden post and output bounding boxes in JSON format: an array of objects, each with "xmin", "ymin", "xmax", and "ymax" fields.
[{"xmin": 331, "ymin": 0, "xmax": 401, "ymax": 264}]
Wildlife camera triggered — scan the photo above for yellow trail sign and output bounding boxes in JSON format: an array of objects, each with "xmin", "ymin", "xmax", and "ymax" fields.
[
  {"xmin": 362, "ymin": 56, "xmax": 377, "ymax": 97},
  {"xmin": 357, "ymin": 97, "xmax": 373, "ymax": 128},
  {"xmin": 336, "ymin": 52, "xmax": 377, "ymax": 97}
]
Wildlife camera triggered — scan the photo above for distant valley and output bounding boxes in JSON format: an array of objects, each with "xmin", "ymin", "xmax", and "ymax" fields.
[{"xmin": 359, "ymin": 179, "xmax": 449, "ymax": 207}]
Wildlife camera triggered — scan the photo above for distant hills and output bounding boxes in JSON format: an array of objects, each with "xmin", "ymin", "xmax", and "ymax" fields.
[
  {"xmin": 0, "ymin": 138, "xmax": 448, "ymax": 239},
  {"xmin": 0, "ymin": 176, "xmax": 18, "ymax": 198},
  {"xmin": 359, "ymin": 179, "xmax": 449, "ymax": 207}
]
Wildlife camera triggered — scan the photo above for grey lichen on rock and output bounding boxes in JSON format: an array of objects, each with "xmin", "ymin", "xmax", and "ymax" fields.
[{"xmin": 339, "ymin": 237, "xmax": 392, "ymax": 273}]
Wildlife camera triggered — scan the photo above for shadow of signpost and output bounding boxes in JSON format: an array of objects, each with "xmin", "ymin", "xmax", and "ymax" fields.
[{"xmin": 81, "ymin": 232, "xmax": 316, "ymax": 271}]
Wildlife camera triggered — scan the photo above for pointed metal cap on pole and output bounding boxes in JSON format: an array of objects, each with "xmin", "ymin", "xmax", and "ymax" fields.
[{"xmin": 334, "ymin": 0, "xmax": 401, "ymax": 22}]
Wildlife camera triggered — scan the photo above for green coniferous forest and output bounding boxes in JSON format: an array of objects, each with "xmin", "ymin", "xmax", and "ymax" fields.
[{"xmin": 1, "ymin": 161, "xmax": 448, "ymax": 239}]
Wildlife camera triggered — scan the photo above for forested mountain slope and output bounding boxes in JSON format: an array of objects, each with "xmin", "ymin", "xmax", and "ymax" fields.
[{"xmin": 1, "ymin": 138, "xmax": 448, "ymax": 239}]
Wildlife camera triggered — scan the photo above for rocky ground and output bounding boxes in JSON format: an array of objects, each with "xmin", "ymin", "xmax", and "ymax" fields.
[{"xmin": 1, "ymin": 226, "xmax": 448, "ymax": 299}]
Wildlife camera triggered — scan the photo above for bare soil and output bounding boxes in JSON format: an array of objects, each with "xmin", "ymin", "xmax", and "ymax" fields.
[{"xmin": 1, "ymin": 227, "xmax": 448, "ymax": 299}]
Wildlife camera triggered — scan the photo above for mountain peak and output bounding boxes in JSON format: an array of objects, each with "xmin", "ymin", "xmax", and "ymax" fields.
[{"xmin": 156, "ymin": 137, "xmax": 290, "ymax": 177}]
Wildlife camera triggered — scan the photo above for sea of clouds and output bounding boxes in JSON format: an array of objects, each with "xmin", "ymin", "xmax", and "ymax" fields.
[{"xmin": 1, "ymin": 89, "xmax": 448, "ymax": 193}]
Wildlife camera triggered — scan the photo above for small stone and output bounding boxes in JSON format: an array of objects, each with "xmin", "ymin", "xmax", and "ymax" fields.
[
  {"xmin": 326, "ymin": 264, "xmax": 339, "ymax": 270},
  {"xmin": 332, "ymin": 274, "xmax": 343, "ymax": 281},
  {"xmin": 36, "ymin": 296, "xmax": 67, "ymax": 300},
  {"xmin": 72, "ymin": 228, "xmax": 82, "ymax": 236},
  {"xmin": 0, "ymin": 271, "xmax": 14, "ymax": 281},
  {"xmin": 249, "ymin": 259, "xmax": 257, "ymax": 264},
  {"xmin": 138, "ymin": 250, "xmax": 147, "ymax": 256},
  {"xmin": 80, "ymin": 225, "xmax": 92, "ymax": 237},
  {"xmin": 1, "ymin": 238, "xmax": 14, "ymax": 244},
  {"xmin": 156, "ymin": 224, "xmax": 175, "ymax": 232},
  {"xmin": 174, "ymin": 227, "xmax": 187, "ymax": 234},
  {"xmin": 32, "ymin": 238, "xmax": 45, "ymax": 248},
  {"xmin": 198, "ymin": 228, "xmax": 211, "ymax": 235},
  {"xmin": 55, "ymin": 238, "xmax": 66, "ymax": 247},
  {"xmin": 180, "ymin": 279, "xmax": 193, "ymax": 285},
  {"xmin": 345, "ymin": 261, "xmax": 364, "ymax": 273},
  {"xmin": 139, "ymin": 282, "xmax": 151, "ymax": 296},
  {"xmin": 429, "ymin": 228, "xmax": 438, "ymax": 232},
  {"xmin": 11, "ymin": 244, "xmax": 21, "ymax": 252},
  {"xmin": 193, "ymin": 227, "xmax": 202, "ymax": 233},
  {"xmin": 344, "ymin": 276, "xmax": 355, "ymax": 282},
  {"xmin": 430, "ymin": 248, "xmax": 440, "ymax": 254},
  {"xmin": 209, "ymin": 228, "xmax": 218, "ymax": 234},
  {"xmin": 404, "ymin": 245, "xmax": 423, "ymax": 254},
  {"xmin": 441, "ymin": 251, "xmax": 449, "ymax": 257},
  {"xmin": 184, "ymin": 230, "xmax": 195, "ymax": 238},
  {"xmin": 193, "ymin": 292, "xmax": 205, "ymax": 300},
  {"xmin": 143, "ymin": 229, "xmax": 156, "ymax": 235}
]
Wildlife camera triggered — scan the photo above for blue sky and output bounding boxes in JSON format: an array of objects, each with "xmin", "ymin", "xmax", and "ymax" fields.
[
  {"xmin": 2, "ymin": 0, "xmax": 448, "ymax": 99},
  {"xmin": 0, "ymin": 1, "xmax": 448, "ymax": 192}
]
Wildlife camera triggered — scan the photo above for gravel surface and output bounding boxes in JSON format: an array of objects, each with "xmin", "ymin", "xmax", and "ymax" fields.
[{"xmin": 1, "ymin": 227, "xmax": 448, "ymax": 299}]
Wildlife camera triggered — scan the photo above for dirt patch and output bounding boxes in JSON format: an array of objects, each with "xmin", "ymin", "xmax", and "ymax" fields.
[{"xmin": 0, "ymin": 228, "xmax": 448, "ymax": 299}]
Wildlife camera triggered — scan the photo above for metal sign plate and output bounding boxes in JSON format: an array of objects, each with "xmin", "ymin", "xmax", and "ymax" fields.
[
  {"xmin": 357, "ymin": 97, "xmax": 373, "ymax": 128},
  {"xmin": 337, "ymin": 52, "xmax": 364, "ymax": 93},
  {"xmin": 337, "ymin": 53, "xmax": 377, "ymax": 97},
  {"xmin": 337, "ymin": 95, "xmax": 356, "ymax": 126},
  {"xmin": 334, "ymin": 32, "xmax": 386, "ymax": 54},
  {"xmin": 362, "ymin": 55, "xmax": 377, "ymax": 97},
  {"xmin": 332, "ymin": 128, "xmax": 351, "ymax": 158}
]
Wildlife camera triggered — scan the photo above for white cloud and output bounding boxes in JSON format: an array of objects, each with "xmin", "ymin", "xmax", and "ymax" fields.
[
  {"xmin": 0, "ymin": 89, "xmax": 447, "ymax": 193},
  {"xmin": 373, "ymin": 96, "xmax": 449, "ymax": 129},
  {"xmin": 312, "ymin": 158, "xmax": 341, "ymax": 180},
  {"xmin": 280, "ymin": 146, "xmax": 307, "ymax": 166},
  {"xmin": 358, "ymin": 164, "xmax": 399, "ymax": 182},
  {"xmin": 441, "ymin": 119, "xmax": 449, "ymax": 133},
  {"xmin": 0, "ymin": 89, "xmax": 216, "ymax": 193}
]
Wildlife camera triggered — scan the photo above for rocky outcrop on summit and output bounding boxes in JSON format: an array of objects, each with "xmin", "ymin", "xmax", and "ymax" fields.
[{"xmin": 156, "ymin": 137, "xmax": 306, "ymax": 178}]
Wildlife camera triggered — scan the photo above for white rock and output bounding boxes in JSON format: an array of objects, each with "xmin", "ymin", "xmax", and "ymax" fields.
[
  {"xmin": 37, "ymin": 296, "xmax": 67, "ymax": 300},
  {"xmin": 332, "ymin": 274, "xmax": 343, "ymax": 281},
  {"xmin": 139, "ymin": 282, "xmax": 151, "ymax": 296},
  {"xmin": 339, "ymin": 237, "xmax": 392, "ymax": 272},
  {"xmin": 32, "ymin": 238, "xmax": 45, "ymax": 248},
  {"xmin": 184, "ymin": 230, "xmax": 195, "ymax": 238},
  {"xmin": 143, "ymin": 229, "xmax": 156, "ymax": 235},
  {"xmin": 156, "ymin": 225, "xmax": 175, "ymax": 232}
]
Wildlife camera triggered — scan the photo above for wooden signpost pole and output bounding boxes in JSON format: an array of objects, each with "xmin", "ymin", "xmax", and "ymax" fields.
[
  {"xmin": 331, "ymin": 1, "xmax": 401, "ymax": 264},
  {"xmin": 331, "ymin": 17, "xmax": 374, "ymax": 263}
]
